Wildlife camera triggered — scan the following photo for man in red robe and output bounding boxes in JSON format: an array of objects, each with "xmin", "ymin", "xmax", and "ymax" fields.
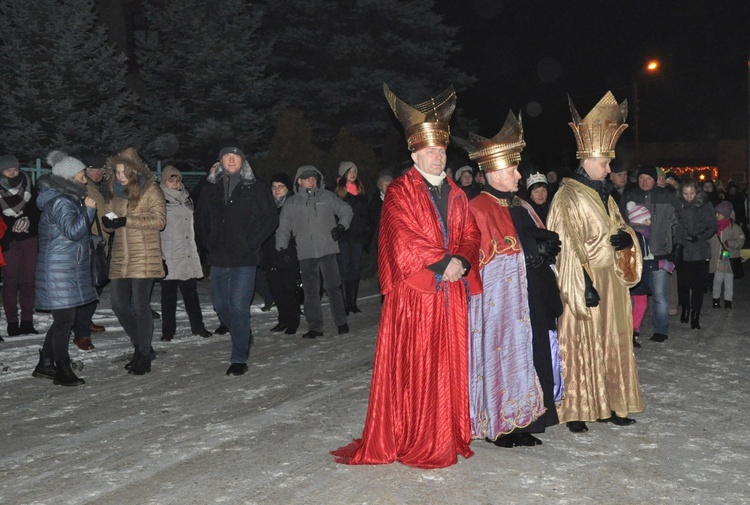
[{"xmin": 331, "ymin": 84, "xmax": 481, "ymax": 468}]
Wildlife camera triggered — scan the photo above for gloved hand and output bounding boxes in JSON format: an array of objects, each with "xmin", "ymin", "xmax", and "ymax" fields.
[
  {"xmin": 277, "ymin": 248, "xmax": 294, "ymax": 268},
  {"xmin": 668, "ymin": 243, "xmax": 684, "ymax": 264},
  {"xmin": 330, "ymin": 223, "xmax": 345, "ymax": 241},
  {"xmin": 658, "ymin": 260, "xmax": 675, "ymax": 274},
  {"xmin": 537, "ymin": 237, "xmax": 561, "ymax": 260},
  {"xmin": 583, "ymin": 269, "xmax": 600, "ymax": 308},
  {"xmin": 525, "ymin": 255, "xmax": 546, "ymax": 270},
  {"xmin": 11, "ymin": 216, "xmax": 30, "ymax": 233},
  {"xmin": 609, "ymin": 230, "xmax": 634, "ymax": 250},
  {"xmin": 684, "ymin": 234, "xmax": 698, "ymax": 243},
  {"xmin": 102, "ymin": 216, "xmax": 127, "ymax": 229}
]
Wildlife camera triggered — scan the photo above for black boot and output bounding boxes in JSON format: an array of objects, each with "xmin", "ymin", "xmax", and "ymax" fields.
[
  {"xmin": 125, "ymin": 346, "xmax": 139, "ymax": 370},
  {"xmin": 341, "ymin": 282, "xmax": 351, "ymax": 315},
  {"xmin": 349, "ymin": 280, "xmax": 361, "ymax": 313},
  {"xmin": 680, "ymin": 306, "xmax": 690, "ymax": 323},
  {"xmin": 690, "ymin": 310, "xmax": 701, "ymax": 330},
  {"xmin": 19, "ymin": 320, "xmax": 38, "ymax": 334},
  {"xmin": 7, "ymin": 322, "xmax": 20, "ymax": 337},
  {"xmin": 725, "ymin": 300, "xmax": 733, "ymax": 309},
  {"xmin": 53, "ymin": 358, "xmax": 85, "ymax": 386},
  {"xmin": 712, "ymin": 298, "xmax": 720, "ymax": 308},
  {"xmin": 32, "ymin": 349, "xmax": 57, "ymax": 380},
  {"xmin": 128, "ymin": 350, "xmax": 152, "ymax": 375},
  {"xmin": 632, "ymin": 331, "xmax": 641, "ymax": 348}
]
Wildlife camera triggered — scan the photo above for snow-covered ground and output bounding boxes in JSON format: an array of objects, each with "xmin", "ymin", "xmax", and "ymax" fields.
[{"xmin": 1, "ymin": 276, "xmax": 748, "ymax": 504}]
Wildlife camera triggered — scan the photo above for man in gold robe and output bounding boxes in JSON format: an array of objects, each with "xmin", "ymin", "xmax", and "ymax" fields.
[{"xmin": 547, "ymin": 92, "xmax": 644, "ymax": 433}]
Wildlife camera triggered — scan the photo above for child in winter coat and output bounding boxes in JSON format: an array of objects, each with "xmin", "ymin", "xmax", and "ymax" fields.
[
  {"xmin": 710, "ymin": 201, "xmax": 745, "ymax": 309},
  {"xmin": 627, "ymin": 202, "xmax": 674, "ymax": 347}
]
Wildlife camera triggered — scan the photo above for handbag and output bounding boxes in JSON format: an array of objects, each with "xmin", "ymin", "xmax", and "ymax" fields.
[
  {"xmin": 730, "ymin": 257, "xmax": 744, "ymax": 280},
  {"xmin": 90, "ymin": 213, "xmax": 109, "ymax": 288}
]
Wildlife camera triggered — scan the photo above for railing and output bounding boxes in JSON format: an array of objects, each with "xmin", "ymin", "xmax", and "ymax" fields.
[{"xmin": 21, "ymin": 160, "xmax": 206, "ymax": 191}]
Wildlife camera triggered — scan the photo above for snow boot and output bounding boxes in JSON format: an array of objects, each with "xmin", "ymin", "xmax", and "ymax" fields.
[
  {"xmin": 725, "ymin": 300, "xmax": 733, "ymax": 309},
  {"xmin": 680, "ymin": 305, "xmax": 690, "ymax": 323},
  {"xmin": 19, "ymin": 320, "xmax": 38, "ymax": 334},
  {"xmin": 128, "ymin": 350, "xmax": 152, "ymax": 375},
  {"xmin": 53, "ymin": 358, "xmax": 85, "ymax": 386},
  {"xmin": 32, "ymin": 349, "xmax": 57, "ymax": 380},
  {"xmin": 349, "ymin": 280, "xmax": 361, "ymax": 314},
  {"xmin": 690, "ymin": 310, "xmax": 701, "ymax": 330},
  {"xmin": 712, "ymin": 298, "xmax": 720, "ymax": 308},
  {"xmin": 7, "ymin": 322, "xmax": 20, "ymax": 337}
]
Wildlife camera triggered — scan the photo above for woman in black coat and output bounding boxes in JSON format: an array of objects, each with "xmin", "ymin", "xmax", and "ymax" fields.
[
  {"xmin": 335, "ymin": 162, "xmax": 369, "ymax": 314},
  {"xmin": 265, "ymin": 173, "xmax": 300, "ymax": 334}
]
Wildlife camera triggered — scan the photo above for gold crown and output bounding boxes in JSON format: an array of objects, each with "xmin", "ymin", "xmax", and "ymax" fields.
[
  {"xmin": 568, "ymin": 91, "xmax": 628, "ymax": 160},
  {"xmin": 384, "ymin": 83, "xmax": 456, "ymax": 152},
  {"xmin": 452, "ymin": 111, "xmax": 525, "ymax": 173}
]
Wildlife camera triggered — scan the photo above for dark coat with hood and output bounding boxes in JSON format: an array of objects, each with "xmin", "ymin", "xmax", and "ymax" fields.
[
  {"xmin": 34, "ymin": 174, "xmax": 98, "ymax": 310},
  {"xmin": 677, "ymin": 190, "xmax": 717, "ymax": 261},
  {"xmin": 196, "ymin": 159, "xmax": 278, "ymax": 268}
]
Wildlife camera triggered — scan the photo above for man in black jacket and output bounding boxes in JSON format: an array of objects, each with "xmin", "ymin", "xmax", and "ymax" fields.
[{"xmin": 196, "ymin": 147, "xmax": 278, "ymax": 376}]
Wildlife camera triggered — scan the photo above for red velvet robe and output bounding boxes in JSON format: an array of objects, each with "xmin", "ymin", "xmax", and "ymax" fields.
[{"xmin": 331, "ymin": 167, "xmax": 481, "ymax": 468}]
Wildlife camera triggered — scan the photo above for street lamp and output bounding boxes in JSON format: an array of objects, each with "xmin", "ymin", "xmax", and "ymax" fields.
[{"xmin": 633, "ymin": 59, "xmax": 661, "ymax": 164}]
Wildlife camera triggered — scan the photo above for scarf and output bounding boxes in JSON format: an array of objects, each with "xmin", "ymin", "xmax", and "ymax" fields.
[
  {"xmin": 0, "ymin": 172, "xmax": 32, "ymax": 217},
  {"xmin": 573, "ymin": 166, "xmax": 614, "ymax": 211},
  {"xmin": 162, "ymin": 185, "xmax": 193, "ymax": 210},
  {"xmin": 717, "ymin": 218, "xmax": 731, "ymax": 236},
  {"xmin": 346, "ymin": 182, "xmax": 359, "ymax": 195},
  {"xmin": 415, "ymin": 166, "xmax": 447, "ymax": 187}
]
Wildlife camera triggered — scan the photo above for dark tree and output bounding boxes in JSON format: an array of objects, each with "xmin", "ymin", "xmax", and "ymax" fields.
[{"xmin": 0, "ymin": 0, "xmax": 141, "ymax": 162}]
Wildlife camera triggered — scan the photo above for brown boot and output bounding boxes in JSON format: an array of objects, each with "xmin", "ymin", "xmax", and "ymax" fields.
[{"xmin": 73, "ymin": 336, "xmax": 95, "ymax": 351}]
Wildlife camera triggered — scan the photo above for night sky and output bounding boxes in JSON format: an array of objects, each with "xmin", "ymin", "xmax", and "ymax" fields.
[{"xmin": 434, "ymin": 0, "xmax": 750, "ymax": 168}]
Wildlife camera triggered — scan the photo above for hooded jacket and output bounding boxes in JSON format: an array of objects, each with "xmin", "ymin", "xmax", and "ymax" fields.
[
  {"xmin": 195, "ymin": 159, "xmax": 278, "ymax": 267},
  {"xmin": 34, "ymin": 174, "xmax": 98, "ymax": 310},
  {"xmin": 677, "ymin": 190, "xmax": 717, "ymax": 261},
  {"xmin": 620, "ymin": 184, "xmax": 682, "ymax": 258},
  {"xmin": 275, "ymin": 166, "xmax": 353, "ymax": 260}
]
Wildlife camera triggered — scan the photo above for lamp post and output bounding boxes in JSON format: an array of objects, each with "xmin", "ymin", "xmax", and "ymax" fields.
[{"xmin": 633, "ymin": 59, "xmax": 660, "ymax": 164}]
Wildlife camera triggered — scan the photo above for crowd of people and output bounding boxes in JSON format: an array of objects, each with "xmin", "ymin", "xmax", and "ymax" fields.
[{"xmin": 0, "ymin": 83, "xmax": 747, "ymax": 469}]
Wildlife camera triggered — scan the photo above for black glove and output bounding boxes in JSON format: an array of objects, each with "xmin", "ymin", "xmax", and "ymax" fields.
[
  {"xmin": 525, "ymin": 255, "xmax": 546, "ymax": 270},
  {"xmin": 102, "ymin": 216, "xmax": 127, "ymax": 229},
  {"xmin": 330, "ymin": 223, "xmax": 345, "ymax": 241},
  {"xmin": 583, "ymin": 269, "xmax": 600, "ymax": 308},
  {"xmin": 277, "ymin": 248, "xmax": 294, "ymax": 269},
  {"xmin": 684, "ymin": 234, "xmax": 698, "ymax": 243},
  {"xmin": 609, "ymin": 230, "xmax": 633, "ymax": 251},
  {"xmin": 668, "ymin": 243, "xmax": 684, "ymax": 264}
]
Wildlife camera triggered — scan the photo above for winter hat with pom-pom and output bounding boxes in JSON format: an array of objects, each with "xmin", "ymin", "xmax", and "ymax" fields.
[
  {"xmin": 627, "ymin": 201, "xmax": 651, "ymax": 225},
  {"xmin": 47, "ymin": 150, "xmax": 85, "ymax": 180}
]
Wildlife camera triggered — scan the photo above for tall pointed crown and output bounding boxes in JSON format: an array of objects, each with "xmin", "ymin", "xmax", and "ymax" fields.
[
  {"xmin": 568, "ymin": 91, "xmax": 628, "ymax": 160},
  {"xmin": 384, "ymin": 83, "xmax": 456, "ymax": 152},
  {"xmin": 451, "ymin": 111, "xmax": 525, "ymax": 173}
]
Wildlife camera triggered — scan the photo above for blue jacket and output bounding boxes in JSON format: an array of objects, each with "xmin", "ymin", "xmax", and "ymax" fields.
[{"xmin": 35, "ymin": 175, "xmax": 98, "ymax": 310}]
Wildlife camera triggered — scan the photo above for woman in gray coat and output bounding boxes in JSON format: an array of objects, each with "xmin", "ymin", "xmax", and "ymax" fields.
[
  {"xmin": 32, "ymin": 151, "xmax": 98, "ymax": 386},
  {"xmin": 676, "ymin": 178, "xmax": 718, "ymax": 329}
]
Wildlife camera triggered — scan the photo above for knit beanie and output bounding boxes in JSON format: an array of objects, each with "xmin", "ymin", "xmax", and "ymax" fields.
[
  {"xmin": 219, "ymin": 147, "xmax": 245, "ymax": 165},
  {"xmin": 626, "ymin": 201, "xmax": 651, "ymax": 225},
  {"xmin": 47, "ymin": 150, "xmax": 85, "ymax": 180},
  {"xmin": 715, "ymin": 201, "xmax": 733, "ymax": 219},
  {"xmin": 455, "ymin": 165, "xmax": 473, "ymax": 181},
  {"xmin": 338, "ymin": 161, "xmax": 356, "ymax": 178},
  {"xmin": 0, "ymin": 154, "xmax": 20, "ymax": 172},
  {"xmin": 636, "ymin": 164, "xmax": 657, "ymax": 182},
  {"xmin": 161, "ymin": 165, "xmax": 182, "ymax": 182},
  {"xmin": 270, "ymin": 172, "xmax": 293, "ymax": 191}
]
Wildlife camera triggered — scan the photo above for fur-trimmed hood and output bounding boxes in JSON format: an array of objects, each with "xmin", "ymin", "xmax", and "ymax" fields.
[
  {"xmin": 207, "ymin": 159, "xmax": 257, "ymax": 185},
  {"xmin": 105, "ymin": 147, "xmax": 155, "ymax": 182},
  {"xmin": 36, "ymin": 173, "xmax": 87, "ymax": 210}
]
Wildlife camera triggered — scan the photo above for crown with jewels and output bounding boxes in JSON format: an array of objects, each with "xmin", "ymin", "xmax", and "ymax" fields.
[
  {"xmin": 384, "ymin": 83, "xmax": 456, "ymax": 152},
  {"xmin": 526, "ymin": 172, "xmax": 547, "ymax": 188},
  {"xmin": 568, "ymin": 91, "xmax": 628, "ymax": 160},
  {"xmin": 451, "ymin": 111, "xmax": 525, "ymax": 173}
]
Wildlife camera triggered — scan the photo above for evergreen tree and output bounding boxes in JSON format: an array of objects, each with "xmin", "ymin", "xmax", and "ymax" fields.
[
  {"xmin": 0, "ymin": 0, "xmax": 141, "ymax": 162},
  {"xmin": 136, "ymin": 0, "xmax": 276, "ymax": 168},
  {"xmin": 261, "ymin": 0, "xmax": 476, "ymax": 153},
  {"xmin": 253, "ymin": 108, "xmax": 323, "ymax": 182}
]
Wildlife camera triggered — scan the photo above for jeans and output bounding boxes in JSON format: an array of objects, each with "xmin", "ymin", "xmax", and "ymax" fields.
[
  {"xmin": 73, "ymin": 285, "xmax": 104, "ymax": 338},
  {"xmin": 41, "ymin": 307, "xmax": 77, "ymax": 361},
  {"xmin": 161, "ymin": 278, "xmax": 205, "ymax": 335},
  {"xmin": 300, "ymin": 254, "xmax": 347, "ymax": 332},
  {"xmin": 650, "ymin": 268, "xmax": 669, "ymax": 335},
  {"xmin": 211, "ymin": 266, "xmax": 255, "ymax": 364},
  {"xmin": 111, "ymin": 278, "xmax": 155, "ymax": 355},
  {"xmin": 337, "ymin": 241, "xmax": 364, "ymax": 281}
]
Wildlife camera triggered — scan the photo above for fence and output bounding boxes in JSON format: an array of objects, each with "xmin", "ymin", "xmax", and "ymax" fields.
[{"xmin": 21, "ymin": 159, "xmax": 206, "ymax": 191}]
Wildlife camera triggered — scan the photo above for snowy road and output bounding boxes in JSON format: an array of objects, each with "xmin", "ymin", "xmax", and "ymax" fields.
[{"xmin": 1, "ymin": 276, "xmax": 749, "ymax": 504}]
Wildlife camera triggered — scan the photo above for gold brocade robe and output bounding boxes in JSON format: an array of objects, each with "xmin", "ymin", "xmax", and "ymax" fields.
[{"xmin": 547, "ymin": 179, "xmax": 644, "ymax": 421}]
